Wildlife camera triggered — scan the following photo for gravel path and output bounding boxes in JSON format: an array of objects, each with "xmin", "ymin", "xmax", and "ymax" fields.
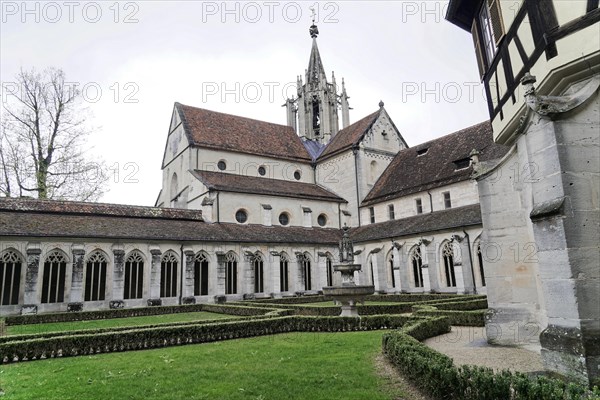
[{"xmin": 423, "ymin": 326, "xmax": 544, "ymax": 373}]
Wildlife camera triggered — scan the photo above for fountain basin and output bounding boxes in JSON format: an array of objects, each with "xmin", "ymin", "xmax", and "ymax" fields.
[{"xmin": 322, "ymin": 285, "xmax": 375, "ymax": 317}]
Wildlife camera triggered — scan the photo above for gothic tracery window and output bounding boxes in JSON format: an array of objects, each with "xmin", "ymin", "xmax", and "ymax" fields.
[
  {"xmin": 41, "ymin": 250, "xmax": 67, "ymax": 304},
  {"xmin": 0, "ymin": 250, "xmax": 22, "ymax": 306},
  {"xmin": 124, "ymin": 251, "xmax": 144, "ymax": 300},
  {"xmin": 442, "ymin": 242, "xmax": 457, "ymax": 287},
  {"xmin": 194, "ymin": 252, "xmax": 209, "ymax": 296},
  {"xmin": 301, "ymin": 254, "xmax": 312, "ymax": 291},
  {"xmin": 85, "ymin": 251, "xmax": 108, "ymax": 301},
  {"xmin": 326, "ymin": 256, "xmax": 333, "ymax": 287},
  {"xmin": 279, "ymin": 253, "xmax": 289, "ymax": 292},
  {"xmin": 253, "ymin": 254, "xmax": 264, "ymax": 293},
  {"xmin": 387, "ymin": 252, "xmax": 396, "ymax": 288},
  {"xmin": 161, "ymin": 251, "xmax": 178, "ymax": 297},
  {"xmin": 225, "ymin": 252, "xmax": 238, "ymax": 295},
  {"xmin": 411, "ymin": 246, "xmax": 424, "ymax": 288}
]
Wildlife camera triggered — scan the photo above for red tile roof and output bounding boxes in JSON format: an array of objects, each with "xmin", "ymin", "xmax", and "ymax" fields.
[
  {"xmin": 191, "ymin": 170, "xmax": 346, "ymax": 202},
  {"xmin": 361, "ymin": 121, "xmax": 509, "ymax": 206},
  {"xmin": 317, "ymin": 110, "xmax": 381, "ymax": 160},
  {"xmin": 176, "ymin": 103, "xmax": 312, "ymax": 162}
]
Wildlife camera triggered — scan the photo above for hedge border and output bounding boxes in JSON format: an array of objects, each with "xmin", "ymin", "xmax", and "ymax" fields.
[
  {"xmin": 0, "ymin": 314, "xmax": 417, "ymax": 363},
  {"xmin": 382, "ymin": 319, "xmax": 600, "ymax": 399},
  {"xmin": 4, "ymin": 303, "xmax": 280, "ymax": 326}
]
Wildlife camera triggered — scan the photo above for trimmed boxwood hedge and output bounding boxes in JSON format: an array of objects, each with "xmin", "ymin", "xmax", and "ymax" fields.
[
  {"xmin": 382, "ymin": 318, "xmax": 600, "ymax": 399},
  {"xmin": 0, "ymin": 314, "xmax": 415, "ymax": 363},
  {"xmin": 412, "ymin": 305, "xmax": 486, "ymax": 327},
  {"xmin": 4, "ymin": 303, "xmax": 278, "ymax": 326}
]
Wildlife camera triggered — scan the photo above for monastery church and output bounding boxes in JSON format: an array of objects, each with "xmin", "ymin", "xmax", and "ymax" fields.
[
  {"xmin": 2, "ymin": 0, "xmax": 598, "ymax": 386},
  {"xmin": 0, "ymin": 21, "xmax": 506, "ymax": 317}
]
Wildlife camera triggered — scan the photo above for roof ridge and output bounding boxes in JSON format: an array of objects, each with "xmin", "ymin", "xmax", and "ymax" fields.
[{"xmin": 176, "ymin": 102, "xmax": 294, "ymax": 130}]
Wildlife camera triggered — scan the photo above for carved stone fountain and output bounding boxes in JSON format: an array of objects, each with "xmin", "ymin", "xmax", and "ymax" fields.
[{"xmin": 322, "ymin": 226, "xmax": 375, "ymax": 317}]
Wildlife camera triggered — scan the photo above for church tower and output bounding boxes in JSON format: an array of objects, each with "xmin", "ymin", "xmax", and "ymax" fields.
[{"xmin": 285, "ymin": 17, "xmax": 351, "ymax": 144}]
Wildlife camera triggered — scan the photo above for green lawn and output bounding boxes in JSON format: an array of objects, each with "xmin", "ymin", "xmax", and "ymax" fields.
[
  {"xmin": 5, "ymin": 312, "xmax": 237, "ymax": 336},
  {"xmin": 0, "ymin": 331, "xmax": 407, "ymax": 400}
]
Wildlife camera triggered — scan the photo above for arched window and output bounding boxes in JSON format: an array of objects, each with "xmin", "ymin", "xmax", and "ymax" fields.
[
  {"xmin": 0, "ymin": 249, "xmax": 22, "ymax": 305},
  {"xmin": 225, "ymin": 252, "xmax": 238, "ymax": 295},
  {"xmin": 161, "ymin": 251, "xmax": 178, "ymax": 297},
  {"xmin": 442, "ymin": 242, "xmax": 457, "ymax": 287},
  {"xmin": 85, "ymin": 251, "xmax": 108, "ymax": 301},
  {"xmin": 410, "ymin": 246, "xmax": 424, "ymax": 288},
  {"xmin": 387, "ymin": 251, "xmax": 396, "ymax": 288},
  {"xmin": 326, "ymin": 256, "xmax": 333, "ymax": 287},
  {"xmin": 41, "ymin": 250, "xmax": 67, "ymax": 304},
  {"xmin": 170, "ymin": 172, "xmax": 178, "ymax": 203},
  {"xmin": 476, "ymin": 241, "xmax": 486, "ymax": 287},
  {"xmin": 369, "ymin": 160, "xmax": 378, "ymax": 184},
  {"xmin": 194, "ymin": 252, "xmax": 209, "ymax": 296},
  {"xmin": 301, "ymin": 254, "xmax": 312, "ymax": 291},
  {"xmin": 253, "ymin": 254, "xmax": 264, "ymax": 293},
  {"xmin": 279, "ymin": 253, "xmax": 289, "ymax": 292},
  {"xmin": 124, "ymin": 251, "xmax": 144, "ymax": 300}
]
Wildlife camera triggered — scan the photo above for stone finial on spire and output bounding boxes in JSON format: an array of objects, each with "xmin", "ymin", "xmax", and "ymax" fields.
[
  {"xmin": 379, "ymin": 100, "xmax": 384, "ymax": 108},
  {"xmin": 309, "ymin": 6, "xmax": 319, "ymax": 38}
]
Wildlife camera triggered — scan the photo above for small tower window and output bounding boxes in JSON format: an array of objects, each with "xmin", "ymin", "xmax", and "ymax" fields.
[
  {"xmin": 443, "ymin": 192, "xmax": 452, "ymax": 209},
  {"xmin": 217, "ymin": 160, "xmax": 227, "ymax": 171},
  {"xmin": 293, "ymin": 170, "xmax": 302, "ymax": 180},
  {"xmin": 369, "ymin": 207, "xmax": 375, "ymax": 224},
  {"xmin": 258, "ymin": 166, "xmax": 266, "ymax": 176},
  {"xmin": 416, "ymin": 198, "xmax": 423, "ymax": 214},
  {"xmin": 388, "ymin": 204, "xmax": 395, "ymax": 220}
]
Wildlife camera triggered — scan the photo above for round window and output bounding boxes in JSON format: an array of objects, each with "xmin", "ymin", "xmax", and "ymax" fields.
[
  {"xmin": 258, "ymin": 166, "xmax": 266, "ymax": 176},
  {"xmin": 217, "ymin": 160, "xmax": 227, "ymax": 171},
  {"xmin": 235, "ymin": 209, "xmax": 248, "ymax": 224},
  {"xmin": 279, "ymin": 212, "xmax": 290, "ymax": 226},
  {"xmin": 317, "ymin": 214, "xmax": 327, "ymax": 227},
  {"xmin": 293, "ymin": 170, "xmax": 301, "ymax": 180}
]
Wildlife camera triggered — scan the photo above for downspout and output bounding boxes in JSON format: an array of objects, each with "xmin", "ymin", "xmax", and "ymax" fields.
[
  {"xmin": 179, "ymin": 243, "xmax": 185, "ymax": 305},
  {"xmin": 463, "ymin": 230, "xmax": 477, "ymax": 294},
  {"xmin": 353, "ymin": 147, "xmax": 361, "ymax": 226},
  {"xmin": 216, "ymin": 192, "xmax": 220, "ymax": 223},
  {"xmin": 427, "ymin": 191, "xmax": 433, "ymax": 213}
]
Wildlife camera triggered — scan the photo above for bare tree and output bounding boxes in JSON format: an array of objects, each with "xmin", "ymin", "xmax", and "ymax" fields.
[{"xmin": 0, "ymin": 67, "xmax": 108, "ymax": 201}]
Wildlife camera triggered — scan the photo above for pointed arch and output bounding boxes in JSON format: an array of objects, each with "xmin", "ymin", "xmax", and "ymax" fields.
[
  {"xmin": 170, "ymin": 172, "xmax": 179, "ymax": 203},
  {"xmin": 252, "ymin": 252, "xmax": 264, "ymax": 293},
  {"xmin": 85, "ymin": 249, "xmax": 109, "ymax": 301},
  {"xmin": 441, "ymin": 241, "xmax": 457, "ymax": 287},
  {"xmin": 161, "ymin": 250, "xmax": 179, "ymax": 298},
  {"xmin": 325, "ymin": 252, "xmax": 334, "ymax": 287},
  {"xmin": 0, "ymin": 248, "xmax": 23, "ymax": 306},
  {"xmin": 124, "ymin": 250, "xmax": 145, "ymax": 300},
  {"xmin": 41, "ymin": 249, "xmax": 68, "ymax": 304},
  {"xmin": 386, "ymin": 249, "xmax": 396, "ymax": 288},
  {"xmin": 473, "ymin": 236, "xmax": 486, "ymax": 287},
  {"xmin": 279, "ymin": 252, "xmax": 290, "ymax": 292},
  {"xmin": 225, "ymin": 251, "xmax": 238, "ymax": 295},
  {"xmin": 194, "ymin": 251, "xmax": 210, "ymax": 296},
  {"xmin": 409, "ymin": 245, "xmax": 424, "ymax": 288},
  {"xmin": 301, "ymin": 252, "xmax": 312, "ymax": 291}
]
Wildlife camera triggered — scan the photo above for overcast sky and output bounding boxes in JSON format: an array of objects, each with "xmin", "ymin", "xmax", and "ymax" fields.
[{"xmin": 1, "ymin": 1, "xmax": 489, "ymax": 206}]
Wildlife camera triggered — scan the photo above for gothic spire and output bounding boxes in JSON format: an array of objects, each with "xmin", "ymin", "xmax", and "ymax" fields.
[{"xmin": 306, "ymin": 38, "xmax": 325, "ymax": 84}]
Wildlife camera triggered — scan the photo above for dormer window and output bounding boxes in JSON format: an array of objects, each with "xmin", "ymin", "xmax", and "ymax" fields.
[
  {"xmin": 454, "ymin": 158, "xmax": 471, "ymax": 170},
  {"xmin": 417, "ymin": 148, "xmax": 428, "ymax": 156}
]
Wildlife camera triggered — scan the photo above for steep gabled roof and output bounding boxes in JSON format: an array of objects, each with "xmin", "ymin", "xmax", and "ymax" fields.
[
  {"xmin": 351, "ymin": 204, "xmax": 482, "ymax": 243},
  {"xmin": 361, "ymin": 121, "xmax": 509, "ymax": 206},
  {"xmin": 176, "ymin": 103, "xmax": 312, "ymax": 162},
  {"xmin": 317, "ymin": 109, "xmax": 381, "ymax": 161},
  {"xmin": 190, "ymin": 170, "xmax": 346, "ymax": 203}
]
